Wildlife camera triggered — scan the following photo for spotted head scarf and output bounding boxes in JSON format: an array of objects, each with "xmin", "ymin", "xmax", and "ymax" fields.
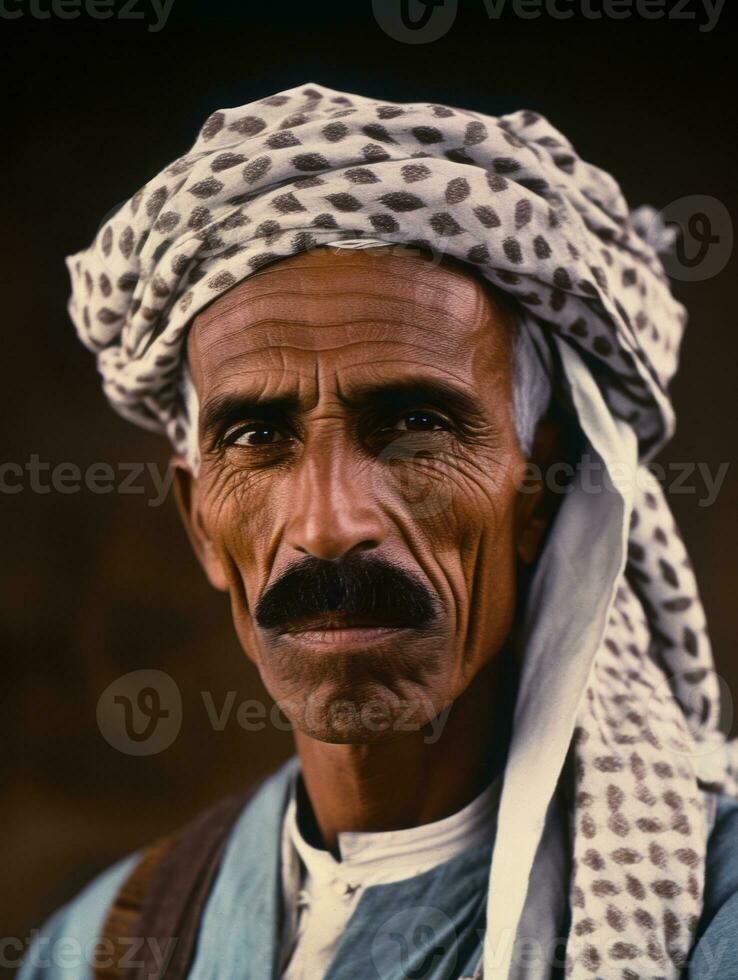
[{"xmin": 65, "ymin": 82, "xmax": 738, "ymax": 978}]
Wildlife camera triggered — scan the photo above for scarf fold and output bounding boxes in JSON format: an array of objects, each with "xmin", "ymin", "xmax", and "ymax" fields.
[{"xmin": 65, "ymin": 82, "xmax": 738, "ymax": 979}]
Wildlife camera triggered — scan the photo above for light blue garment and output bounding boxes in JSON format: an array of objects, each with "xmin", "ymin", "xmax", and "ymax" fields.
[
  {"xmin": 187, "ymin": 756, "xmax": 299, "ymax": 979},
  {"xmin": 16, "ymin": 757, "xmax": 738, "ymax": 980},
  {"xmin": 16, "ymin": 853, "xmax": 138, "ymax": 980},
  {"xmin": 184, "ymin": 753, "xmax": 492, "ymax": 980},
  {"xmin": 685, "ymin": 793, "xmax": 738, "ymax": 979}
]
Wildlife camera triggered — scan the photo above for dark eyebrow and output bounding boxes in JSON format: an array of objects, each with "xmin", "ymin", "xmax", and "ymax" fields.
[
  {"xmin": 339, "ymin": 377, "xmax": 485, "ymax": 422},
  {"xmin": 200, "ymin": 377, "xmax": 486, "ymax": 444},
  {"xmin": 201, "ymin": 391, "xmax": 303, "ymax": 443}
]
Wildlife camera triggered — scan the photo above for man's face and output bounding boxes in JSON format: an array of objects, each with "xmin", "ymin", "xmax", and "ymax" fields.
[{"xmin": 177, "ymin": 246, "xmax": 550, "ymax": 742}]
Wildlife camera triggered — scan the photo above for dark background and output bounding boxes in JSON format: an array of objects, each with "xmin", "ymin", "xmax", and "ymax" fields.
[{"xmin": 2, "ymin": 0, "xmax": 735, "ymax": 966}]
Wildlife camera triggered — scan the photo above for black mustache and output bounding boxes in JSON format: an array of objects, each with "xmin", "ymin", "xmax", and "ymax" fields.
[{"xmin": 254, "ymin": 553, "xmax": 438, "ymax": 632}]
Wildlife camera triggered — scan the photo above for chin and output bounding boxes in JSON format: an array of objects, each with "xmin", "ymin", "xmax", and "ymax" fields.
[
  {"xmin": 252, "ymin": 626, "xmax": 453, "ymax": 742},
  {"xmin": 288, "ymin": 684, "xmax": 444, "ymax": 744},
  {"xmin": 266, "ymin": 662, "xmax": 449, "ymax": 744}
]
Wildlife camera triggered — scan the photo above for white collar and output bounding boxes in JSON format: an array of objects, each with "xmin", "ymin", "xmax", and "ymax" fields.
[{"xmin": 285, "ymin": 770, "xmax": 503, "ymax": 889}]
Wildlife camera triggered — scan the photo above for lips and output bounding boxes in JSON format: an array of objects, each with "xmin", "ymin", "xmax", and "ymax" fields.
[
  {"xmin": 281, "ymin": 611, "xmax": 413, "ymax": 635},
  {"xmin": 280, "ymin": 612, "xmax": 410, "ymax": 650}
]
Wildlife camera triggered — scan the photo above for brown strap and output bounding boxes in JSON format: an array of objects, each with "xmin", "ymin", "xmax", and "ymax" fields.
[
  {"xmin": 95, "ymin": 833, "xmax": 178, "ymax": 980},
  {"xmin": 95, "ymin": 783, "xmax": 261, "ymax": 980}
]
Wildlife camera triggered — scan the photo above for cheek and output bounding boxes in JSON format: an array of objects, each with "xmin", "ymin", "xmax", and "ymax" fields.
[
  {"xmin": 391, "ymin": 445, "xmax": 524, "ymax": 672},
  {"xmin": 435, "ymin": 451, "xmax": 525, "ymax": 680},
  {"xmin": 197, "ymin": 465, "xmax": 278, "ymax": 624},
  {"xmin": 399, "ymin": 437, "xmax": 524, "ymax": 555}
]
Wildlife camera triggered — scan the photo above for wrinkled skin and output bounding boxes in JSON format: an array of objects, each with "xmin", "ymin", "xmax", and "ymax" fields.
[{"xmin": 175, "ymin": 245, "xmax": 559, "ymax": 758}]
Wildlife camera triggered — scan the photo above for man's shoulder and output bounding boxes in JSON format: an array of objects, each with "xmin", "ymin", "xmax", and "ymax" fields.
[
  {"xmin": 687, "ymin": 792, "xmax": 738, "ymax": 978},
  {"xmin": 707, "ymin": 790, "xmax": 738, "ymax": 848},
  {"xmin": 18, "ymin": 757, "xmax": 299, "ymax": 980},
  {"xmin": 703, "ymin": 791, "xmax": 738, "ymax": 912},
  {"xmin": 17, "ymin": 852, "xmax": 140, "ymax": 980}
]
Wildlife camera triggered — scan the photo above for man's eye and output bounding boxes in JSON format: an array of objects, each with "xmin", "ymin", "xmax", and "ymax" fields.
[
  {"xmin": 380, "ymin": 410, "xmax": 452, "ymax": 435},
  {"xmin": 222, "ymin": 424, "xmax": 287, "ymax": 448}
]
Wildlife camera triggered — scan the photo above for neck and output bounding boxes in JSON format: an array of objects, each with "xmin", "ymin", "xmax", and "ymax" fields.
[{"xmin": 293, "ymin": 647, "xmax": 519, "ymax": 852}]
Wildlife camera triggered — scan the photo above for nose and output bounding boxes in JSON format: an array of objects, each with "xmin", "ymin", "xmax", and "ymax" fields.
[{"xmin": 285, "ymin": 441, "xmax": 386, "ymax": 561}]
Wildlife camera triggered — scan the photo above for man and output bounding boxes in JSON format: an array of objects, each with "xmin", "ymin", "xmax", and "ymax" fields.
[{"xmin": 19, "ymin": 83, "xmax": 738, "ymax": 979}]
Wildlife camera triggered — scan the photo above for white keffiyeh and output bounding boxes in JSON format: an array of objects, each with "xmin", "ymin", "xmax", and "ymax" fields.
[{"xmin": 65, "ymin": 82, "xmax": 738, "ymax": 978}]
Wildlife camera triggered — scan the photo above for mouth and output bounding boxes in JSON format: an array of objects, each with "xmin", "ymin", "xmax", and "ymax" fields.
[{"xmin": 278, "ymin": 612, "xmax": 416, "ymax": 651}]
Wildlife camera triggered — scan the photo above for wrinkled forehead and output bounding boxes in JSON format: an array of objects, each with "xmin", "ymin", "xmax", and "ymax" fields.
[{"xmin": 185, "ymin": 246, "xmax": 517, "ymax": 396}]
